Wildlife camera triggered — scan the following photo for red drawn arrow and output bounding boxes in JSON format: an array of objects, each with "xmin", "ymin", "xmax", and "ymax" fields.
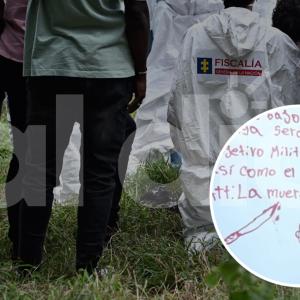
[{"xmin": 225, "ymin": 202, "xmax": 281, "ymax": 245}]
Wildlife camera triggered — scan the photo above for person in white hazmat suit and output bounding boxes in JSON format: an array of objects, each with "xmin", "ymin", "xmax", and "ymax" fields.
[
  {"xmin": 145, "ymin": 0, "xmax": 157, "ymax": 30},
  {"xmin": 168, "ymin": 0, "xmax": 300, "ymax": 252},
  {"xmin": 252, "ymin": 0, "xmax": 277, "ymax": 26},
  {"xmin": 129, "ymin": 0, "xmax": 224, "ymax": 174}
]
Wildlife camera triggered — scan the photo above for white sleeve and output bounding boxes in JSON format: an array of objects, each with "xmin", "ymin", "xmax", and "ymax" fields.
[
  {"xmin": 167, "ymin": 29, "xmax": 193, "ymax": 130},
  {"xmin": 145, "ymin": 0, "xmax": 157, "ymax": 30},
  {"xmin": 167, "ymin": 29, "xmax": 194, "ymax": 155}
]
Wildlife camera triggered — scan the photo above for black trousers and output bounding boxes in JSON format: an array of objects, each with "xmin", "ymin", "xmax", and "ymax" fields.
[
  {"xmin": 0, "ymin": 55, "xmax": 27, "ymax": 259},
  {"xmin": 108, "ymin": 114, "xmax": 136, "ymax": 230},
  {"xmin": 21, "ymin": 76, "xmax": 133, "ymax": 272}
]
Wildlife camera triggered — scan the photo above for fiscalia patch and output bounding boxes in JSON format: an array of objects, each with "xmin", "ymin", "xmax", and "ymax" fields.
[{"xmin": 197, "ymin": 56, "xmax": 263, "ymax": 76}]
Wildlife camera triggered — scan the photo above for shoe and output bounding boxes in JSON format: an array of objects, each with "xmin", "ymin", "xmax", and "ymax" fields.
[
  {"xmin": 94, "ymin": 267, "xmax": 109, "ymax": 278},
  {"xmin": 185, "ymin": 231, "xmax": 220, "ymax": 254},
  {"xmin": 14, "ymin": 262, "xmax": 40, "ymax": 278}
]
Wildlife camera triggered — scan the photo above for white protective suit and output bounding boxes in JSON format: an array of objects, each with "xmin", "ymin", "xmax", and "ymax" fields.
[
  {"xmin": 129, "ymin": 0, "xmax": 224, "ymax": 173},
  {"xmin": 253, "ymin": 0, "xmax": 277, "ymax": 26},
  {"xmin": 129, "ymin": 0, "xmax": 277, "ymax": 173},
  {"xmin": 168, "ymin": 7, "xmax": 300, "ymax": 239},
  {"xmin": 146, "ymin": 0, "xmax": 157, "ymax": 30},
  {"xmin": 53, "ymin": 123, "xmax": 81, "ymax": 202}
]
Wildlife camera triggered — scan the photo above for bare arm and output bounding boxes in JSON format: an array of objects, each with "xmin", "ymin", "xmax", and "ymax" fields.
[{"xmin": 124, "ymin": 0, "xmax": 150, "ymax": 113}]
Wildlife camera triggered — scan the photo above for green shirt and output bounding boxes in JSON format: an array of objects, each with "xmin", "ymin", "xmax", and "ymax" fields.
[{"xmin": 24, "ymin": 0, "xmax": 135, "ymax": 78}]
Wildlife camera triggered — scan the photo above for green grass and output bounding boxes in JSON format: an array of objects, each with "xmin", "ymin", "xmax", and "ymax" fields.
[
  {"xmin": 0, "ymin": 106, "xmax": 12, "ymax": 203},
  {"xmin": 125, "ymin": 151, "xmax": 181, "ymax": 208},
  {"xmin": 1, "ymin": 110, "xmax": 300, "ymax": 299}
]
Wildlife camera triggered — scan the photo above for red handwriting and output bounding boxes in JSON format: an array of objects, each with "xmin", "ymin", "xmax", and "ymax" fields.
[
  {"xmin": 212, "ymin": 185, "xmax": 230, "ymax": 200},
  {"xmin": 238, "ymin": 184, "xmax": 262, "ymax": 199},
  {"xmin": 274, "ymin": 125, "xmax": 300, "ymax": 138},
  {"xmin": 270, "ymin": 146, "xmax": 300, "ymax": 158},
  {"xmin": 212, "ymin": 186, "xmax": 300, "ymax": 201},
  {"xmin": 241, "ymin": 125, "xmax": 263, "ymax": 136},
  {"xmin": 212, "ymin": 184, "xmax": 263, "ymax": 201},
  {"xmin": 225, "ymin": 202, "xmax": 281, "ymax": 245},
  {"xmin": 225, "ymin": 145, "xmax": 300, "ymax": 159},
  {"xmin": 267, "ymin": 188, "xmax": 300, "ymax": 200},
  {"xmin": 225, "ymin": 145, "xmax": 264, "ymax": 158},
  {"xmin": 267, "ymin": 110, "xmax": 300, "ymax": 125},
  {"xmin": 216, "ymin": 165, "xmax": 234, "ymax": 176},
  {"xmin": 295, "ymin": 225, "xmax": 300, "ymax": 243},
  {"xmin": 240, "ymin": 166, "xmax": 276, "ymax": 178},
  {"xmin": 284, "ymin": 168, "xmax": 295, "ymax": 178},
  {"xmin": 217, "ymin": 165, "xmax": 294, "ymax": 178}
]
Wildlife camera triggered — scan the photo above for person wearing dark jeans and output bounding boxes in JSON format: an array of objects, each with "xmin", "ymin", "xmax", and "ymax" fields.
[
  {"xmin": 0, "ymin": 0, "xmax": 27, "ymax": 260},
  {"xmin": 22, "ymin": 77, "xmax": 134, "ymax": 272},
  {"xmin": 106, "ymin": 114, "xmax": 137, "ymax": 241},
  {"xmin": 0, "ymin": 56, "xmax": 27, "ymax": 259},
  {"xmin": 106, "ymin": 0, "xmax": 149, "ymax": 240},
  {"xmin": 21, "ymin": 0, "xmax": 149, "ymax": 273}
]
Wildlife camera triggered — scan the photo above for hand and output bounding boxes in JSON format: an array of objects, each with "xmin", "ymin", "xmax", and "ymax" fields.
[{"xmin": 128, "ymin": 74, "xmax": 146, "ymax": 113}]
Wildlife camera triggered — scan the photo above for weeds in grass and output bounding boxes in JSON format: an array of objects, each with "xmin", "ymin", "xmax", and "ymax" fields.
[{"xmin": 125, "ymin": 151, "xmax": 181, "ymax": 209}]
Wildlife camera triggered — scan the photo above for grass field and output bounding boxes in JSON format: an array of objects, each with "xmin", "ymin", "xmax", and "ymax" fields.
[{"xmin": 1, "ymin": 108, "xmax": 300, "ymax": 299}]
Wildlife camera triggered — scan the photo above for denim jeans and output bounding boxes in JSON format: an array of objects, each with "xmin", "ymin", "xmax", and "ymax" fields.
[
  {"xmin": 20, "ymin": 76, "xmax": 133, "ymax": 272},
  {"xmin": 108, "ymin": 113, "xmax": 136, "ymax": 230}
]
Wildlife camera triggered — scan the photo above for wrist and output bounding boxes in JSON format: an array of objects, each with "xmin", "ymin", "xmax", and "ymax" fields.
[
  {"xmin": 135, "ymin": 70, "xmax": 147, "ymax": 77},
  {"xmin": 135, "ymin": 67, "xmax": 147, "ymax": 76}
]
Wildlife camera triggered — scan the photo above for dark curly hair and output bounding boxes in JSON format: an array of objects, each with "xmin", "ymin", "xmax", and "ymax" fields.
[
  {"xmin": 224, "ymin": 0, "xmax": 254, "ymax": 8},
  {"xmin": 273, "ymin": 0, "xmax": 300, "ymax": 43}
]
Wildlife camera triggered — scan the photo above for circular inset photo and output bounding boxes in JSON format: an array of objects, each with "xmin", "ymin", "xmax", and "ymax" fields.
[{"xmin": 210, "ymin": 105, "xmax": 300, "ymax": 287}]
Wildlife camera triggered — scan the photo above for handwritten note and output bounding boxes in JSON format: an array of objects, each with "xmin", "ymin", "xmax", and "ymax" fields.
[{"xmin": 211, "ymin": 106, "xmax": 300, "ymax": 287}]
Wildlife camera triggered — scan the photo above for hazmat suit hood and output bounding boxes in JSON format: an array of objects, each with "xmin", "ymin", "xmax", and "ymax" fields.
[
  {"xmin": 164, "ymin": 0, "xmax": 224, "ymax": 15},
  {"xmin": 204, "ymin": 7, "xmax": 266, "ymax": 58}
]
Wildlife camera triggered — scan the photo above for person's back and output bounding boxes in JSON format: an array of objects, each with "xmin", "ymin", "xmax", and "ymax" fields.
[
  {"xmin": 168, "ymin": 3, "xmax": 300, "ymax": 251},
  {"xmin": 24, "ymin": 0, "xmax": 134, "ymax": 78}
]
